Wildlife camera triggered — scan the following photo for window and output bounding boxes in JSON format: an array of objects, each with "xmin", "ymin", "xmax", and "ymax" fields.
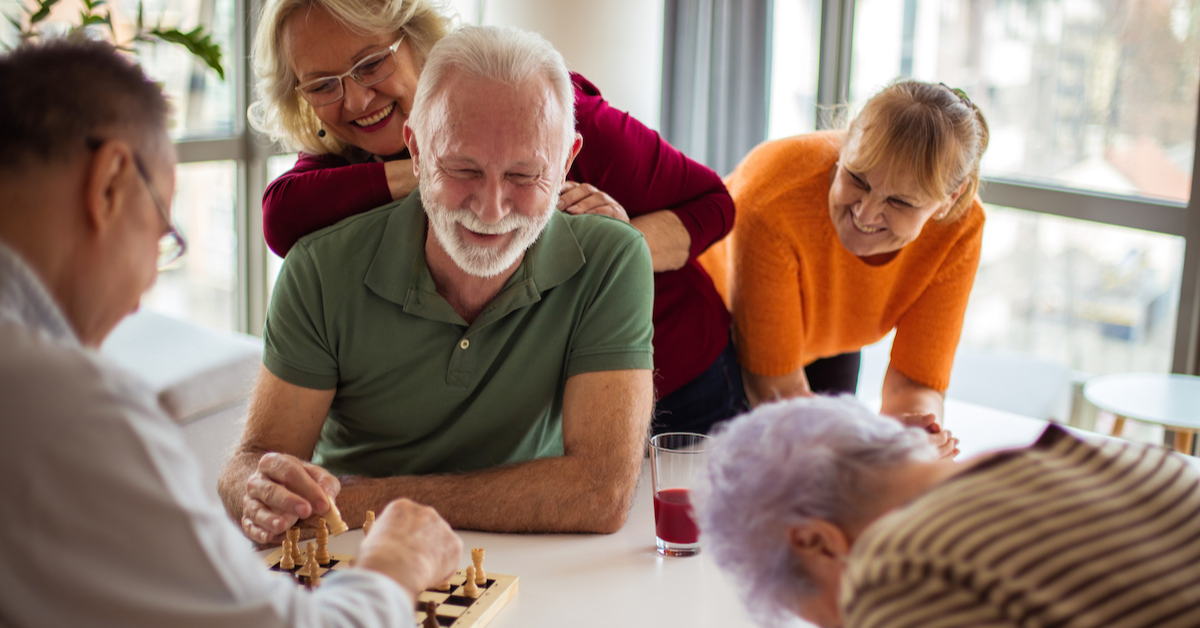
[
  {"xmin": 850, "ymin": 0, "xmax": 1197, "ymax": 203},
  {"xmin": 142, "ymin": 161, "xmax": 239, "ymax": 331},
  {"xmin": 1, "ymin": 0, "xmax": 247, "ymax": 332},
  {"xmin": 768, "ymin": 0, "xmax": 822, "ymax": 139},
  {"xmin": 771, "ymin": 0, "xmax": 1200, "ymax": 378}
]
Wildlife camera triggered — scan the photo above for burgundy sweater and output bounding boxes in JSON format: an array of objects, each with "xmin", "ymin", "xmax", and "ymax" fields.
[{"xmin": 262, "ymin": 73, "xmax": 733, "ymax": 398}]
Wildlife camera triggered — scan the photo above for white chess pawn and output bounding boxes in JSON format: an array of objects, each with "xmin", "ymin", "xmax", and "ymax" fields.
[
  {"xmin": 279, "ymin": 539, "xmax": 295, "ymax": 570},
  {"xmin": 463, "ymin": 566, "xmax": 480, "ymax": 597}
]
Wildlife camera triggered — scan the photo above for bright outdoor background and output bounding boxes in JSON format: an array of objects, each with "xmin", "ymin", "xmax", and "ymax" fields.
[{"xmin": 772, "ymin": 0, "xmax": 1197, "ymax": 381}]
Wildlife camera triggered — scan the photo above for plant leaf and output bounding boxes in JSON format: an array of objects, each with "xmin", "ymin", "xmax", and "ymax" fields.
[
  {"xmin": 29, "ymin": 0, "xmax": 62, "ymax": 25},
  {"xmin": 148, "ymin": 25, "xmax": 225, "ymax": 80},
  {"xmin": 79, "ymin": 13, "xmax": 107, "ymax": 27}
]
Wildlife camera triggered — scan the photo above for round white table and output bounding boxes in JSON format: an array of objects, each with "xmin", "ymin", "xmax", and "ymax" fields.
[{"xmin": 1083, "ymin": 372, "xmax": 1200, "ymax": 454}]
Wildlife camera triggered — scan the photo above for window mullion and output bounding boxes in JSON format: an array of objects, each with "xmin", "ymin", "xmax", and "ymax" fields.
[
  {"xmin": 1171, "ymin": 84, "xmax": 1200, "ymax": 376},
  {"xmin": 816, "ymin": 0, "xmax": 854, "ymax": 125}
]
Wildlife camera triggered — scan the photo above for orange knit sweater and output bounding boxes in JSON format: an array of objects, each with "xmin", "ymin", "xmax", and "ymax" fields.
[{"xmin": 699, "ymin": 131, "xmax": 985, "ymax": 392}]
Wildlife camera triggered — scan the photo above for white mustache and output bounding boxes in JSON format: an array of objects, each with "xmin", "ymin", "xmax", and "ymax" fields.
[{"xmin": 448, "ymin": 208, "xmax": 546, "ymax": 235}]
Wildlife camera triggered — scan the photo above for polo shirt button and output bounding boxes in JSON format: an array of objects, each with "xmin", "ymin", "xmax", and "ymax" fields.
[{"xmin": 459, "ymin": 339, "xmax": 469, "ymax": 350}]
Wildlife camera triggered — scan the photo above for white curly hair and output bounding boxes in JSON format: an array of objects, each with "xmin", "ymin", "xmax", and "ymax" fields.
[{"xmin": 691, "ymin": 395, "xmax": 937, "ymax": 626}]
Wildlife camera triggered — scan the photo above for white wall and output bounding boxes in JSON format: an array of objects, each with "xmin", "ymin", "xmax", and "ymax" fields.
[{"xmin": 478, "ymin": 0, "xmax": 665, "ymax": 131}]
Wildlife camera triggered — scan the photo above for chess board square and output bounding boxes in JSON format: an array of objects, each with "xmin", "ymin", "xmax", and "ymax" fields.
[
  {"xmin": 417, "ymin": 591, "xmax": 450, "ymax": 604},
  {"xmin": 438, "ymin": 604, "xmax": 466, "ymax": 618}
]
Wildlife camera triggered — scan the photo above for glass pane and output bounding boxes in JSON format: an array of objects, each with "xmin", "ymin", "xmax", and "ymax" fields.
[
  {"xmin": 0, "ymin": 0, "xmax": 236, "ymax": 139},
  {"xmin": 767, "ymin": 0, "xmax": 822, "ymax": 139},
  {"xmin": 961, "ymin": 204, "xmax": 1182, "ymax": 375},
  {"xmin": 142, "ymin": 160, "xmax": 238, "ymax": 330},
  {"xmin": 850, "ymin": 0, "xmax": 1199, "ymax": 203},
  {"xmin": 265, "ymin": 153, "xmax": 298, "ymax": 299}
]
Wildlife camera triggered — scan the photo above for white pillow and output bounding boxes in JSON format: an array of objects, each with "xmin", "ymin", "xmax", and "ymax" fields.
[{"xmin": 102, "ymin": 311, "xmax": 262, "ymax": 424}]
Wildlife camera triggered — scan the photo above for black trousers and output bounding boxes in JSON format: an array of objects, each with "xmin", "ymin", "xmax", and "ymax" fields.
[{"xmin": 804, "ymin": 351, "xmax": 861, "ymax": 395}]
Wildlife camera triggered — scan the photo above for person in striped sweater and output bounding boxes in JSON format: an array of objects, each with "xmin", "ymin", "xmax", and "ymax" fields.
[{"xmin": 693, "ymin": 395, "xmax": 1200, "ymax": 628}]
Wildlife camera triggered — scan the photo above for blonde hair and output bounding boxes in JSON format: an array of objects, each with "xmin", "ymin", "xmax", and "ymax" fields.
[
  {"xmin": 248, "ymin": 0, "xmax": 450, "ymax": 155},
  {"xmin": 845, "ymin": 80, "xmax": 989, "ymax": 222}
]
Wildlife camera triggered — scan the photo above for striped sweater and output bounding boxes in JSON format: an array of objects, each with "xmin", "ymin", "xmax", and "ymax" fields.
[{"xmin": 843, "ymin": 425, "xmax": 1200, "ymax": 628}]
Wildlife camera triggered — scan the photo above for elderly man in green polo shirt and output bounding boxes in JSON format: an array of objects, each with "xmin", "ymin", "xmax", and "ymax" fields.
[{"xmin": 218, "ymin": 25, "xmax": 655, "ymax": 539}]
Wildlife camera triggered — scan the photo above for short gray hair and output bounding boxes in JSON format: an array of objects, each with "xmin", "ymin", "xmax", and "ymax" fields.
[
  {"xmin": 691, "ymin": 395, "xmax": 936, "ymax": 626},
  {"xmin": 407, "ymin": 25, "xmax": 575, "ymax": 159},
  {"xmin": 0, "ymin": 37, "xmax": 169, "ymax": 169}
]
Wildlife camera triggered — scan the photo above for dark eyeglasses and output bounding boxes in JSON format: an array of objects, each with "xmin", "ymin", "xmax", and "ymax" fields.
[
  {"xmin": 295, "ymin": 36, "xmax": 405, "ymax": 107},
  {"xmin": 131, "ymin": 155, "xmax": 187, "ymax": 270},
  {"xmin": 86, "ymin": 137, "xmax": 188, "ymax": 271}
]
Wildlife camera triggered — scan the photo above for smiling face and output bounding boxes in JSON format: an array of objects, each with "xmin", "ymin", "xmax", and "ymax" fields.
[
  {"xmin": 283, "ymin": 4, "xmax": 421, "ymax": 157},
  {"xmin": 827, "ymin": 132, "xmax": 964, "ymax": 259},
  {"xmin": 408, "ymin": 69, "xmax": 578, "ymax": 279}
]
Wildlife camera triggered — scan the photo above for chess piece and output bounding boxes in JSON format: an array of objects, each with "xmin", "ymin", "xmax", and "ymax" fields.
[
  {"xmin": 323, "ymin": 494, "xmax": 349, "ymax": 535},
  {"xmin": 362, "ymin": 510, "xmax": 375, "ymax": 537},
  {"xmin": 305, "ymin": 542, "xmax": 321, "ymax": 587},
  {"xmin": 422, "ymin": 600, "xmax": 439, "ymax": 628},
  {"xmin": 435, "ymin": 576, "xmax": 452, "ymax": 592},
  {"xmin": 471, "ymin": 548, "xmax": 486, "ymax": 584},
  {"xmin": 288, "ymin": 527, "xmax": 302, "ymax": 564},
  {"xmin": 316, "ymin": 519, "xmax": 331, "ymax": 566},
  {"xmin": 463, "ymin": 566, "xmax": 479, "ymax": 597},
  {"xmin": 279, "ymin": 539, "xmax": 295, "ymax": 570}
]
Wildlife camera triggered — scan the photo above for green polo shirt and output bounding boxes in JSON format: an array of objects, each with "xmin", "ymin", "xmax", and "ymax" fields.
[{"xmin": 262, "ymin": 191, "xmax": 654, "ymax": 477}]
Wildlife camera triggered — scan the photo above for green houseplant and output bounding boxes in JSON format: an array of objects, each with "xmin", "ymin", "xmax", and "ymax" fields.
[{"xmin": 4, "ymin": 0, "xmax": 225, "ymax": 79}]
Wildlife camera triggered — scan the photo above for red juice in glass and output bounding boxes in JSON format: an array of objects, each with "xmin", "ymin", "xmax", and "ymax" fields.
[
  {"xmin": 653, "ymin": 487, "xmax": 699, "ymax": 544},
  {"xmin": 649, "ymin": 432, "xmax": 709, "ymax": 556}
]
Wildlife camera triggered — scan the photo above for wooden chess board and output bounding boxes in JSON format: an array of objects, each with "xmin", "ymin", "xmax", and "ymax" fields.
[{"xmin": 263, "ymin": 548, "xmax": 518, "ymax": 628}]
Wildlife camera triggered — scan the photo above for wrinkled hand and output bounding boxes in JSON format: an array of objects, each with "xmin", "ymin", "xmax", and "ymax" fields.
[
  {"xmin": 900, "ymin": 413, "xmax": 959, "ymax": 459},
  {"xmin": 558, "ymin": 181, "xmax": 629, "ymax": 223},
  {"xmin": 357, "ymin": 499, "xmax": 462, "ymax": 600},
  {"xmin": 241, "ymin": 452, "xmax": 340, "ymax": 544}
]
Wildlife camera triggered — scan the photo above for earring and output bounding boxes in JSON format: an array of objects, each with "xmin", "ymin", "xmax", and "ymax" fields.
[{"xmin": 318, "ymin": 128, "xmax": 326, "ymax": 138}]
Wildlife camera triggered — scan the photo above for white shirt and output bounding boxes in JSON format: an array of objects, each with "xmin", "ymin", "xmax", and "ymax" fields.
[{"xmin": 0, "ymin": 243, "xmax": 412, "ymax": 627}]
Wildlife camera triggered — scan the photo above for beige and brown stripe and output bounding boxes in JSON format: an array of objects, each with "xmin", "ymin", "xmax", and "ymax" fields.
[{"xmin": 841, "ymin": 425, "xmax": 1200, "ymax": 628}]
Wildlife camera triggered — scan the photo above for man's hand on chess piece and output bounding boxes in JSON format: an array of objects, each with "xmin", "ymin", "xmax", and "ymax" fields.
[
  {"xmin": 241, "ymin": 451, "xmax": 341, "ymax": 544},
  {"xmin": 357, "ymin": 499, "xmax": 462, "ymax": 600}
]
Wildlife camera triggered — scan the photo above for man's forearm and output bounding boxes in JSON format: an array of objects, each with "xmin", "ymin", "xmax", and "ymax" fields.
[{"xmin": 335, "ymin": 450, "xmax": 643, "ymax": 534}]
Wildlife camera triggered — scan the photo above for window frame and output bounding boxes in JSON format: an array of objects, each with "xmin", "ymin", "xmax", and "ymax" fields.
[
  {"xmin": 197, "ymin": 0, "xmax": 1200, "ymax": 375},
  {"xmin": 814, "ymin": 0, "xmax": 1200, "ymax": 375}
]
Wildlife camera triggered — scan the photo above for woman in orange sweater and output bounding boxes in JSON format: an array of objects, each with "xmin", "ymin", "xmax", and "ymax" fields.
[{"xmin": 701, "ymin": 81, "xmax": 988, "ymax": 449}]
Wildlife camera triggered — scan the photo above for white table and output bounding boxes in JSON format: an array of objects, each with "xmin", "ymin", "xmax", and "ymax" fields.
[
  {"xmin": 261, "ymin": 399, "xmax": 1066, "ymax": 628},
  {"xmin": 1083, "ymin": 372, "xmax": 1200, "ymax": 453}
]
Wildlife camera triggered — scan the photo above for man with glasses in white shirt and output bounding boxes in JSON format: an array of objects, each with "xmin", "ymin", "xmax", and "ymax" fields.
[{"xmin": 0, "ymin": 37, "xmax": 461, "ymax": 627}]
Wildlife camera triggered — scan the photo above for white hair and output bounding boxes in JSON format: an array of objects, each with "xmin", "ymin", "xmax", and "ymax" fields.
[
  {"xmin": 407, "ymin": 24, "xmax": 576, "ymax": 159},
  {"xmin": 691, "ymin": 395, "xmax": 937, "ymax": 627}
]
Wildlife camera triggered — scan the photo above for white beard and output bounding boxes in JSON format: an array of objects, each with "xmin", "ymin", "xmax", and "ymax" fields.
[{"xmin": 421, "ymin": 177, "xmax": 555, "ymax": 279}]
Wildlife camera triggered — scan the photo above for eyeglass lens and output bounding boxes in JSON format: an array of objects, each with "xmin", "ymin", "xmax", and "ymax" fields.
[
  {"xmin": 299, "ymin": 48, "xmax": 397, "ymax": 106},
  {"xmin": 158, "ymin": 232, "xmax": 185, "ymax": 270}
]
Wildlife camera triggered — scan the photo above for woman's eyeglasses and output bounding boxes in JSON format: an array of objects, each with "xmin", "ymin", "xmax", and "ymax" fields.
[{"xmin": 295, "ymin": 36, "xmax": 406, "ymax": 107}]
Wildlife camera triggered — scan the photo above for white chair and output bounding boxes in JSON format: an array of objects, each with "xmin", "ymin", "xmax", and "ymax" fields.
[{"xmin": 102, "ymin": 310, "xmax": 262, "ymax": 491}]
